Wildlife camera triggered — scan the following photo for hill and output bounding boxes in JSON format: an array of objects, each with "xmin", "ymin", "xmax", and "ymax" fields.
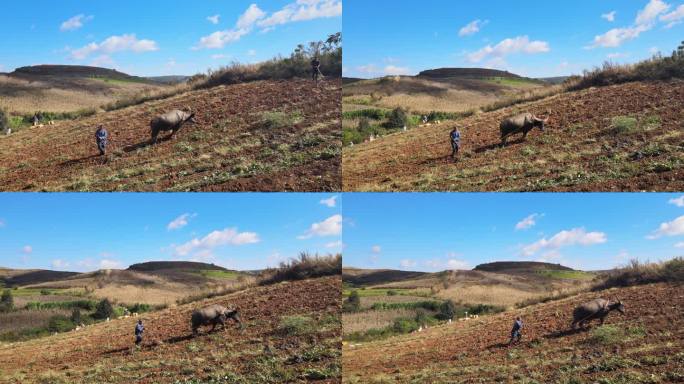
[
  {"xmin": 0, "ymin": 78, "xmax": 341, "ymax": 192},
  {"xmin": 0, "ymin": 276, "xmax": 341, "ymax": 383},
  {"xmin": 127, "ymin": 261, "xmax": 227, "ymax": 272},
  {"xmin": 0, "ymin": 65, "xmax": 168, "ymax": 114},
  {"xmin": 0, "ymin": 268, "xmax": 80, "ymax": 287},
  {"xmin": 343, "ymin": 80, "xmax": 684, "ymax": 191},
  {"xmin": 417, "ymin": 67, "xmax": 523, "ymax": 79},
  {"xmin": 343, "ymin": 282, "xmax": 683, "ymax": 383},
  {"xmin": 474, "ymin": 261, "xmax": 574, "ymax": 273},
  {"xmin": 11, "ymin": 65, "xmax": 151, "ymax": 82},
  {"xmin": 342, "ymin": 268, "xmax": 428, "ymax": 286}
]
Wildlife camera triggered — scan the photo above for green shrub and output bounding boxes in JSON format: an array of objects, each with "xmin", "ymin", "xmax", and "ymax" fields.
[
  {"xmin": 278, "ymin": 315, "xmax": 315, "ymax": 336},
  {"xmin": 0, "ymin": 289, "xmax": 14, "ymax": 312},
  {"xmin": 94, "ymin": 298, "xmax": 114, "ymax": 319},
  {"xmin": 47, "ymin": 315, "xmax": 76, "ymax": 333},
  {"xmin": 610, "ymin": 116, "xmax": 638, "ymax": 134},
  {"xmin": 386, "ymin": 290, "xmax": 398, "ymax": 296},
  {"xmin": 40, "ymin": 289, "xmax": 52, "ymax": 296},
  {"xmin": 393, "ymin": 317, "xmax": 419, "ymax": 334},
  {"xmin": 127, "ymin": 303, "xmax": 151, "ymax": 313},
  {"xmin": 24, "ymin": 300, "xmax": 96, "ymax": 311},
  {"xmin": 342, "ymin": 109, "xmax": 387, "ymax": 120},
  {"xmin": 343, "ymin": 290, "xmax": 361, "ymax": 312},
  {"xmin": 588, "ymin": 325, "xmax": 622, "ymax": 345}
]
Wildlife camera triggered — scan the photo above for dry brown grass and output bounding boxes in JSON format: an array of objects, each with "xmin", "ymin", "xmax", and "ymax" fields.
[
  {"xmin": 0, "ymin": 75, "xmax": 167, "ymax": 114},
  {"xmin": 343, "ymin": 308, "xmax": 418, "ymax": 334},
  {"xmin": 376, "ymin": 90, "xmax": 496, "ymax": 113},
  {"xmin": 436, "ymin": 285, "xmax": 541, "ymax": 309},
  {"xmin": 0, "ymin": 309, "xmax": 71, "ymax": 334}
]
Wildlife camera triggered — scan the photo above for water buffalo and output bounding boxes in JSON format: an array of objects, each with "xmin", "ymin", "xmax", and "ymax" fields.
[
  {"xmin": 191, "ymin": 304, "xmax": 242, "ymax": 336},
  {"xmin": 571, "ymin": 298, "xmax": 624, "ymax": 329},
  {"xmin": 150, "ymin": 109, "xmax": 196, "ymax": 144},
  {"xmin": 500, "ymin": 113, "xmax": 548, "ymax": 146}
]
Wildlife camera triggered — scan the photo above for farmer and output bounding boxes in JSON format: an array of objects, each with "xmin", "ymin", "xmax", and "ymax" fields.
[
  {"xmin": 509, "ymin": 316, "xmax": 523, "ymax": 345},
  {"xmin": 134, "ymin": 320, "xmax": 144, "ymax": 347},
  {"xmin": 95, "ymin": 125, "xmax": 108, "ymax": 156},
  {"xmin": 449, "ymin": 127, "xmax": 461, "ymax": 159},
  {"xmin": 311, "ymin": 56, "xmax": 322, "ymax": 83}
]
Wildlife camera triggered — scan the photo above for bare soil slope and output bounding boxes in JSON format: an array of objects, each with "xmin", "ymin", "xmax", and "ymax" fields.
[
  {"xmin": 0, "ymin": 79, "xmax": 341, "ymax": 192},
  {"xmin": 0, "ymin": 276, "xmax": 341, "ymax": 383},
  {"xmin": 343, "ymin": 283, "xmax": 684, "ymax": 383},
  {"xmin": 343, "ymin": 80, "xmax": 684, "ymax": 191}
]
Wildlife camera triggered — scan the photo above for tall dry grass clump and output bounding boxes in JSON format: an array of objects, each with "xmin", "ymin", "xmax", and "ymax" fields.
[
  {"xmin": 259, "ymin": 252, "xmax": 342, "ymax": 286},
  {"xmin": 567, "ymin": 42, "xmax": 684, "ymax": 91},
  {"xmin": 593, "ymin": 258, "xmax": 684, "ymax": 291}
]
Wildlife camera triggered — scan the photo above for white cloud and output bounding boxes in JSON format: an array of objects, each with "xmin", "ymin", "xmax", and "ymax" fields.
[
  {"xmin": 459, "ymin": 19, "xmax": 487, "ymax": 37},
  {"xmin": 211, "ymin": 54, "xmax": 231, "ymax": 60},
  {"xmin": 588, "ymin": 24, "xmax": 650, "ymax": 48},
  {"xmin": 669, "ymin": 195, "xmax": 684, "ymax": 207},
  {"xmin": 647, "ymin": 215, "xmax": 684, "ymax": 239},
  {"xmin": 325, "ymin": 240, "xmax": 343, "ymax": 248},
  {"xmin": 196, "ymin": 4, "xmax": 267, "ymax": 49},
  {"xmin": 207, "ymin": 14, "xmax": 221, "ymax": 25},
  {"xmin": 354, "ymin": 64, "xmax": 411, "ymax": 77},
  {"xmin": 247, "ymin": 49, "xmax": 257, "ymax": 56},
  {"xmin": 661, "ymin": 4, "xmax": 684, "ymax": 27},
  {"xmin": 650, "ymin": 46, "xmax": 660, "ymax": 54},
  {"xmin": 674, "ymin": 242, "xmax": 684, "ymax": 248},
  {"xmin": 466, "ymin": 36, "xmax": 550, "ymax": 63},
  {"xmin": 167, "ymin": 213, "xmax": 195, "ymax": 230},
  {"xmin": 515, "ymin": 213, "xmax": 542, "ymax": 230},
  {"xmin": 257, "ymin": 0, "xmax": 342, "ymax": 29},
  {"xmin": 400, "ymin": 259, "xmax": 417, "ymax": 268},
  {"xmin": 371, "ymin": 245, "xmax": 381, "ymax": 254},
  {"xmin": 174, "ymin": 227, "xmax": 260, "ymax": 257},
  {"xmin": 70, "ymin": 34, "xmax": 158, "ymax": 60},
  {"xmin": 636, "ymin": 0, "xmax": 670, "ymax": 25},
  {"xmin": 60, "ymin": 14, "xmax": 93, "ymax": 32},
  {"xmin": 521, "ymin": 228, "xmax": 607, "ymax": 257},
  {"xmin": 90, "ymin": 55, "xmax": 114, "ymax": 67},
  {"xmin": 383, "ymin": 65, "xmax": 410, "ymax": 75},
  {"xmin": 447, "ymin": 259, "xmax": 469, "ymax": 270},
  {"xmin": 99, "ymin": 259, "xmax": 122, "ymax": 269},
  {"xmin": 602, "ymin": 11, "xmax": 617, "ymax": 22},
  {"xmin": 22, "ymin": 245, "xmax": 33, "ymax": 254},
  {"xmin": 51, "ymin": 259, "xmax": 69, "ymax": 269},
  {"xmin": 237, "ymin": 4, "xmax": 267, "ymax": 29},
  {"xmin": 298, "ymin": 214, "xmax": 342, "ymax": 239},
  {"xmin": 589, "ymin": 0, "xmax": 670, "ymax": 48},
  {"xmin": 319, "ymin": 195, "xmax": 338, "ymax": 208}
]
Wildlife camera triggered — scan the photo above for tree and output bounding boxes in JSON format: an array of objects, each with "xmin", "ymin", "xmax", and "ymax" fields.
[
  {"xmin": 387, "ymin": 107, "xmax": 408, "ymax": 129},
  {"xmin": 94, "ymin": 298, "xmax": 114, "ymax": 319},
  {"xmin": 71, "ymin": 308, "xmax": 82, "ymax": 324},
  {"xmin": 343, "ymin": 290, "xmax": 361, "ymax": 312},
  {"xmin": 0, "ymin": 108, "xmax": 9, "ymax": 133},
  {"xmin": 0, "ymin": 289, "xmax": 14, "ymax": 312},
  {"xmin": 439, "ymin": 300, "xmax": 456, "ymax": 321}
]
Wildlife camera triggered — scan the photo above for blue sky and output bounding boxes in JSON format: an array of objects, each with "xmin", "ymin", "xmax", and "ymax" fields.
[
  {"xmin": 344, "ymin": 0, "xmax": 684, "ymax": 78},
  {"xmin": 343, "ymin": 193, "xmax": 684, "ymax": 272},
  {"xmin": 0, "ymin": 193, "xmax": 341, "ymax": 272},
  {"xmin": 0, "ymin": 0, "xmax": 341, "ymax": 76}
]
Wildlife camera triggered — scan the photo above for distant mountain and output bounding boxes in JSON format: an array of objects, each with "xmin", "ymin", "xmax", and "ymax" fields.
[
  {"xmin": 146, "ymin": 75, "xmax": 190, "ymax": 85},
  {"xmin": 127, "ymin": 261, "xmax": 228, "ymax": 272},
  {"xmin": 342, "ymin": 267, "xmax": 429, "ymax": 286},
  {"xmin": 418, "ymin": 67, "xmax": 523, "ymax": 79},
  {"xmin": 474, "ymin": 261, "xmax": 574, "ymax": 273},
  {"xmin": 538, "ymin": 76, "xmax": 571, "ymax": 84},
  {"xmin": 342, "ymin": 77, "xmax": 364, "ymax": 85},
  {"xmin": 11, "ymin": 65, "xmax": 149, "ymax": 82}
]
